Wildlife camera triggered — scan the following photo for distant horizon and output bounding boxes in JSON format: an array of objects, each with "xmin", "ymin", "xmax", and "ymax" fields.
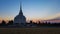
[{"xmin": 0, "ymin": 0, "xmax": 60, "ymax": 22}]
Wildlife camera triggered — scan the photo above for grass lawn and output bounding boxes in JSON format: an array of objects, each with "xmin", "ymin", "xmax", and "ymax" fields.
[{"xmin": 0, "ymin": 27, "xmax": 60, "ymax": 34}]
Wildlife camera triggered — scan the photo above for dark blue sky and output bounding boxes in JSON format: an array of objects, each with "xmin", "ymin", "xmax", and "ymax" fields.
[{"xmin": 0, "ymin": 0, "xmax": 60, "ymax": 20}]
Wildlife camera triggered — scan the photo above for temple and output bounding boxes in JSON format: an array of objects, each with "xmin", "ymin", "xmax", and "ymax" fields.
[{"xmin": 14, "ymin": 2, "xmax": 26, "ymax": 24}]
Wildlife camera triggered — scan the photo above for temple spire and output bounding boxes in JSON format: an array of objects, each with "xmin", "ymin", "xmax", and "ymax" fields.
[
  {"xmin": 19, "ymin": 1, "xmax": 23, "ymax": 15},
  {"xmin": 20, "ymin": 1, "xmax": 22, "ymax": 10}
]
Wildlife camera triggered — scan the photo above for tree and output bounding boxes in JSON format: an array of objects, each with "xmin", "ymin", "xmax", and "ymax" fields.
[
  {"xmin": 1, "ymin": 20, "xmax": 6, "ymax": 26},
  {"xmin": 30, "ymin": 20, "xmax": 33, "ymax": 23},
  {"xmin": 38, "ymin": 21, "xmax": 41, "ymax": 24},
  {"xmin": 7, "ymin": 20, "xmax": 13, "ymax": 25}
]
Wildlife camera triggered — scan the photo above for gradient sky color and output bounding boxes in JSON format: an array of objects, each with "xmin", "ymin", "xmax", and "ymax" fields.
[{"xmin": 0, "ymin": 0, "xmax": 60, "ymax": 21}]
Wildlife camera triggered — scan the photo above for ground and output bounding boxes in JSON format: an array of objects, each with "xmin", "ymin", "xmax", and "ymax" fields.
[{"xmin": 0, "ymin": 27, "xmax": 60, "ymax": 34}]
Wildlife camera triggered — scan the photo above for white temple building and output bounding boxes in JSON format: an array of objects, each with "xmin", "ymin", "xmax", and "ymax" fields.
[{"xmin": 14, "ymin": 2, "xmax": 26, "ymax": 24}]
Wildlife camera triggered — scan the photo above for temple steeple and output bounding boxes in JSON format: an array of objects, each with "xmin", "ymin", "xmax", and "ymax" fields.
[{"xmin": 19, "ymin": 2, "xmax": 23, "ymax": 15}]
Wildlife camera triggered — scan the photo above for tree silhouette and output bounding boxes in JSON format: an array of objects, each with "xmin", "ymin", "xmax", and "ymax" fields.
[
  {"xmin": 7, "ymin": 20, "xmax": 13, "ymax": 25},
  {"xmin": 1, "ymin": 20, "xmax": 6, "ymax": 26},
  {"xmin": 30, "ymin": 20, "xmax": 33, "ymax": 23}
]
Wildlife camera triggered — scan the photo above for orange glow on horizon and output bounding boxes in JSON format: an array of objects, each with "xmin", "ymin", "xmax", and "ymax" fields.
[{"xmin": 0, "ymin": 13, "xmax": 60, "ymax": 23}]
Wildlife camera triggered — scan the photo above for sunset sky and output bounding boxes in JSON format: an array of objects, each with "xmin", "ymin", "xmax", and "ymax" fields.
[{"xmin": 0, "ymin": 0, "xmax": 60, "ymax": 21}]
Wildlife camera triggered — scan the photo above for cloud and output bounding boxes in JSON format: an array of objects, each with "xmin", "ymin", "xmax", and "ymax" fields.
[
  {"xmin": 48, "ymin": 13, "xmax": 60, "ymax": 19},
  {"xmin": 38, "ymin": 13, "xmax": 60, "ymax": 20}
]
